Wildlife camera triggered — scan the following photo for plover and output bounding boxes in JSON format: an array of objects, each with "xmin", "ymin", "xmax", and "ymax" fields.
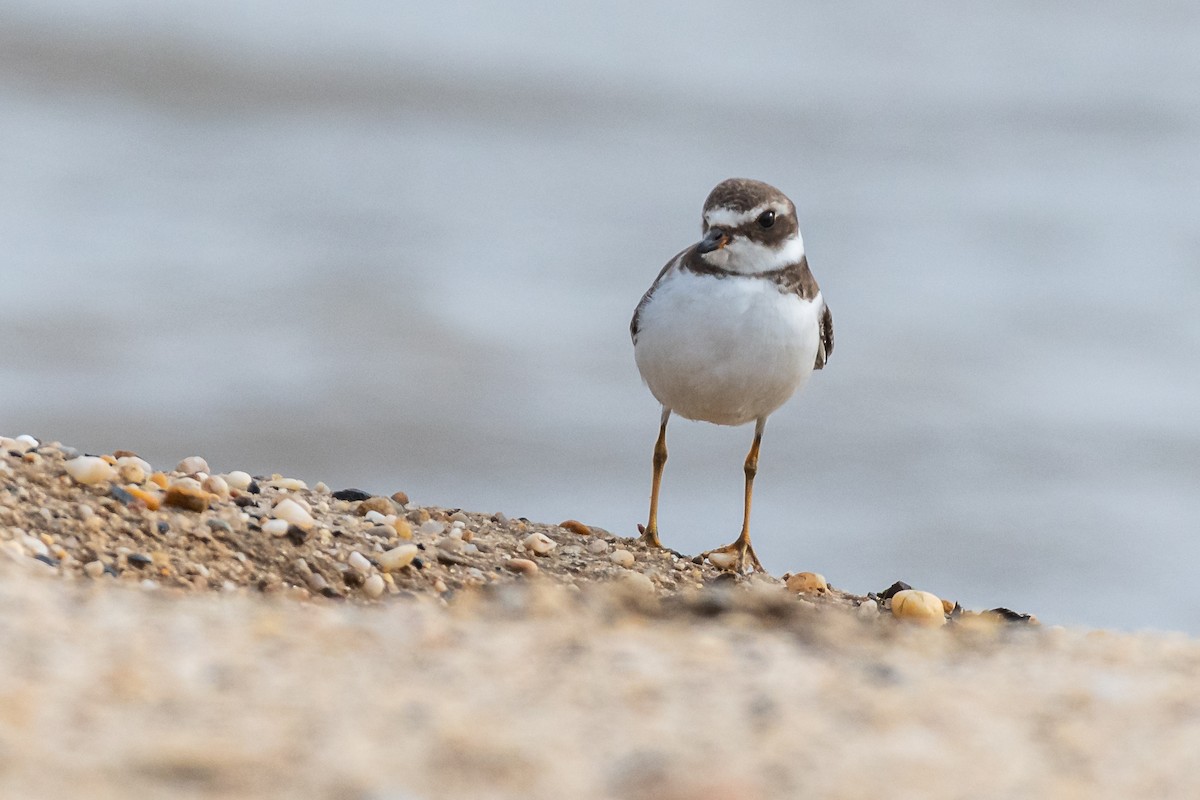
[{"xmin": 630, "ymin": 178, "xmax": 833, "ymax": 572}]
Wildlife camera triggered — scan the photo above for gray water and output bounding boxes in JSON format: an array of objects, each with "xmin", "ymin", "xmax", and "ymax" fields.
[{"xmin": 2, "ymin": 0, "xmax": 1198, "ymax": 631}]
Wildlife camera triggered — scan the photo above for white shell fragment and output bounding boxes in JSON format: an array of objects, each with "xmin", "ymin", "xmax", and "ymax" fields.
[
  {"xmin": 362, "ymin": 574, "xmax": 386, "ymax": 598},
  {"xmin": 522, "ymin": 533, "xmax": 557, "ymax": 556},
  {"xmin": 201, "ymin": 475, "xmax": 230, "ymax": 499},
  {"xmin": 63, "ymin": 456, "xmax": 117, "ymax": 486},
  {"xmin": 272, "ymin": 499, "xmax": 315, "ymax": 530},
  {"xmin": 609, "ymin": 549, "xmax": 635, "ymax": 568},
  {"xmin": 224, "ymin": 471, "xmax": 253, "ymax": 491},
  {"xmin": 706, "ymin": 551, "xmax": 738, "ymax": 570},
  {"xmin": 419, "ymin": 520, "xmax": 446, "ymax": 536},
  {"xmin": 347, "ymin": 551, "xmax": 372, "ymax": 574},
  {"xmin": 378, "ymin": 544, "xmax": 418, "ymax": 572},
  {"xmin": 0, "ymin": 435, "xmax": 38, "ymax": 453},
  {"xmin": 176, "ymin": 456, "xmax": 210, "ymax": 474},
  {"xmin": 261, "ymin": 519, "xmax": 289, "ymax": 537}
]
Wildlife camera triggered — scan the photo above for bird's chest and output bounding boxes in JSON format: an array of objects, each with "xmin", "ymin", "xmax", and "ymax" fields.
[{"xmin": 634, "ymin": 270, "xmax": 821, "ymax": 424}]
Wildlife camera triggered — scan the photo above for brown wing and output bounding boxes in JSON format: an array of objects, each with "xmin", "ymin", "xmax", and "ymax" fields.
[{"xmin": 814, "ymin": 301, "xmax": 834, "ymax": 370}]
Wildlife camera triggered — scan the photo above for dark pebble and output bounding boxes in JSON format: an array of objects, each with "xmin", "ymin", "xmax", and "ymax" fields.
[
  {"xmin": 33, "ymin": 554, "xmax": 60, "ymax": 567},
  {"xmin": 103, "ymin": 564, "xmax": 119, "ymax": 578},
  {"xmin": 234, "ymin": 495, "xmax": 256, "ymax": 508},
  {"xmin": 247, "ymin": 481, "xmax": 261, "ymax": 494},
  {"xmin": 127, "ymin": 553, "xmax": 152, "ymax": 569},
  {"xmin": 879, "ymin": 581, "xmax": 912, "ymax": 600},
  {"xmin": 320, "ymin": 586, "xmax": 343, "ymax": 599},
  {"xmin": 987, "ymin": 607, "xmax": 1035, "ymax": 623},
  {"xmin": 690, "ymin": 592, "xmax": 733, "ymax": 617},
  {"xmin": 156, "ymin": 521, "xmax": 170, "ymax": 535},
  {"xmin": 206, "ymin": 518, "xmax": 232, "ymax": 533},
  {"xmin": 343, "ymin": 571, "xmax": 364, "ymax": 588},
  {"xmin": 110, "ymin": 485, "xmax": 137, "ymax": 506},
  {"xmin": 332, "ymin": 488, "xmax": 372, "ymax": 502},
  {"xmin": 411, "ymin": 557, "xmax": 424, "ymax": 570},
  {"xmin": 286, "ymin": 525, "xmax": 309, "ymax": 546}
]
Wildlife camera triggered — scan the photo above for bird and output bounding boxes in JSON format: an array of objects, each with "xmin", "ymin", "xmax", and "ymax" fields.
[{"xmin": 630, "ymin": 178, "xmax": 833, "ymax": 573}]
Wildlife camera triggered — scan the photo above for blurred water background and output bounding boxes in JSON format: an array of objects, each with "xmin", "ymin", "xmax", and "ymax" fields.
[{"xmin": 2, "ymin": 0, "xmax": 1198, "ymax": 631}]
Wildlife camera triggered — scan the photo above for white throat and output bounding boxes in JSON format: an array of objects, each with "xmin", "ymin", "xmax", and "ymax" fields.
[{"xmin": 700, "ymin": 232, "xmax": 805, "ymax": 275}]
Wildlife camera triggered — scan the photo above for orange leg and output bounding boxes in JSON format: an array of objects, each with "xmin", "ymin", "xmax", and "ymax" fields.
[
  {"xmin": 640, "ymin": 408, "xmax": 670, "ymax": 548},
  {"xmin": 703, "ymin": 418, "xmax": 766, "ymax": 572}
]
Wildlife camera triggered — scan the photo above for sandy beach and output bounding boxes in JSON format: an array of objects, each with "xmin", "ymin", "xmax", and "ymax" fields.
[{"xmin": 2, "ymin": 436, "xmax": 1198, "ymax": 799}]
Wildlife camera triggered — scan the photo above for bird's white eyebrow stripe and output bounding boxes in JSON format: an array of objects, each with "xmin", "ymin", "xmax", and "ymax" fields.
[{"xmin": 704, "ymin": 202, "xmax": 779, "ymax": 230}]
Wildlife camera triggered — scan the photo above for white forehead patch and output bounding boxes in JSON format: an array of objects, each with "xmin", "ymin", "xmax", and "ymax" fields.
[{"xmin": 704, "ymin": 202, "xmax": 786, "ymax": 231}]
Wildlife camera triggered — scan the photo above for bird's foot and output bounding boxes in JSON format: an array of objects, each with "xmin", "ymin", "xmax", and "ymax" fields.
[
  {"xmin": 637, "ymin": 523, "xmax": 664, "ymax": 549},
  {"xmin": 701, "ymin": 537, "xmax": 764, "ymax": 574}
]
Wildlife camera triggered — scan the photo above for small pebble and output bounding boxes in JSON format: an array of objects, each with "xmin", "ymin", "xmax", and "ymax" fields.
[
  {"xmin": 347, "ymin": 551, "xmax": 373, "ymax": 575},
  {"xmin": 201, "ymin": 475, "xmax": 230, "ymax": 499},
  {"xmin": 706, "ymin": 552, "xmax": 738, "ymax": 571},
  {"xmin": 522, "ymin": 532, "xmax": 557, "ymax": 556},
  {"xmin": 164, "ymin": 482, "xmax": 211, "ymax": 512},
  {"xmin": 63, "ymin": 456, "xmax": 117, "ymax": 485},
  {"xmin": 15, "ymin": 434, "xmax": 39, "ymax": 449},
  {"xmin": 266, "ymin": 477, "xmax": 307, "ymax": 491},
  {"xmin": 587, "ymin": 539, "xmax": 609, "ymax": 554},
  {"xmin": 364, "ymin": 510, "xmax": 389, "ymax": 524},
  {"xmin": 392, "ymin": 519, "xmax": 413, "ymax": 540},
  {"xmin": 176, "ymin": 456, "xmax": 210, "ymax": 474},
  {"xmin": 272, "ymin": 498, "xmax": 315, "ymax": 530},
  {"xmin": 378, "ymin": 544, "xmax": 418, "ymax": 571},
  {"xmin": 559, "ymin": 519, "xmax": 591, "ymax": 536},
  {"xmin": 621, "ymin": 571, "xmax": 655, "ymax": 593},
  {"xmin": 356, "ymin": 496, "xmax": 394, "ymax": 515},
  {"xmin": 125, "ymin": 486, "xmax": 162, "ymax": 510},
  {"xmin": 891, "ymin": 589, "xmax": 947, "ymax": 627},
  {"xmin": 224, "ymin": 471, "xmax": 253, "ymax": 491},
  {"xmin": 84, "ymin": 560, "xmax": 106, "ymax": 578},
  {"xmin": 127, "ymin": 553, "xmax": 152, "ymax": 569},
  {"xmin": 857, "ymin": 600, "xmax": 879, "ymax": 618},
  {"xmin": 20, "ymin": 535, "xmax": 49, "ymax": 558},
  {"xmin": 609, "ymin": 549, "xmax": 635, "ymax": 568},
  {"xmin": 366, "ymin": 524, "xmax": 395, "ymax": 540},
  {"xmin": 391, "ymin": 491, "xmax": 410, "ymax": 505},
  {"xmin": 785, "ymin": 571, "xmax": 829, "ymax": 595},
  {"xmin": 116, "ymin": 460, "xmax": 147, "ymax": 485},
  {"xmin": 436, "ymin": 536, "xmax": 465, "ymax": 554},
  {"xmin": 419, "ymin": 519, "xmax": 446, "ymax": 536},
  {"xmin": 262, "ymin": 519, "xmax": 289, "ymax": 536},
  {"xmin": 362, "ymin": 573, "xmax": 386, "ymax": 598},
  {"xmin": 505, "ymin": 558, "xmax": 539, "ymax": 576}
]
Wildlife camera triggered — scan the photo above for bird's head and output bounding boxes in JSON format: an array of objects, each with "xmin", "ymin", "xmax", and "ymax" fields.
[{"xmin": 697, "ymin": 178, "xmax": 805, "ymax": 274}]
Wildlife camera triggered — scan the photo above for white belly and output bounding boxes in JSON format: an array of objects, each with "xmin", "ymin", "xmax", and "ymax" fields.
[{"xmin": 634, "ymin": 270, "xmax": 821, "ymax": 426}]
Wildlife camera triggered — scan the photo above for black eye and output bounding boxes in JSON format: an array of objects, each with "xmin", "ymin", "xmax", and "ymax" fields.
[{"xmin": 757, "ymin": 210, "xmax": 776, "ymax": 228}]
